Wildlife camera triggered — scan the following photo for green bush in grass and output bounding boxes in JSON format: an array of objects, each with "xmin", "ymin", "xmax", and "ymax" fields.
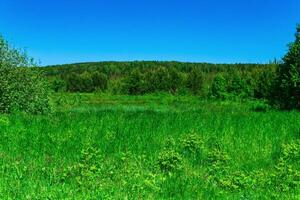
[{"xmin": 0, "ymin": 35, "xmax": 50, "ymax": 114}]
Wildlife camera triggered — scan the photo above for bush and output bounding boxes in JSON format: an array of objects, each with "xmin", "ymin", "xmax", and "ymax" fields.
[
  {"xmin": 180, "ymin": 133, "xmax": 203, "ymax": 154},
  {"xmin": 157, "ymin": 149, "xmax": 182, "ymax": 173},
  {"xmin": 0, "ymin": 35, "xmax": 50, "ymax": 114}
]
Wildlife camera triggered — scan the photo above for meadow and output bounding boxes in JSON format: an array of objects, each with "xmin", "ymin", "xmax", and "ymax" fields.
[{"xmin": 0, "ymin": 93, "xmax": 299, "ymax": 199}]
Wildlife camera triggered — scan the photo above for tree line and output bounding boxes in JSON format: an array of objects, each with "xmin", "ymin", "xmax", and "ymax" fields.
[
  {"xmin": 0, "ymin": 24, "xmax": 299, "ymax": 114},
  {"xmin": 42, "ymin": 61, "xmax": 277, "ymax": 100}
]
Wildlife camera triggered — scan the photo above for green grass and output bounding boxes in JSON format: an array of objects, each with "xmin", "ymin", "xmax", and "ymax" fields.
[{"xmin": 0, "ymin": 93, "xmax": 299, "ymax": 199}]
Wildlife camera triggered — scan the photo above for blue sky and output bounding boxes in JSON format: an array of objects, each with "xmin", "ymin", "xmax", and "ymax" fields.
[{"xmin": 1, "ymin": 0, "xmax": 300, "ymax": 66}]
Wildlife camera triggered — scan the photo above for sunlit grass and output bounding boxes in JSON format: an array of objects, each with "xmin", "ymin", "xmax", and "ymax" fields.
[{"xmin": 0, "ymin": 93, "xmax": 299, "ymax": 199}]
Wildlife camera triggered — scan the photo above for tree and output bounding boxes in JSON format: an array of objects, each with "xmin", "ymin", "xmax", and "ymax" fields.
[
  {"xmin": 79, "ymin": 71, "xmax": 93, "ymax": 92},
  {"xmin": 66, "ymin": 72, "xmax": 82, "ymax": 92},
  {"xmin": 123, "ymin": 69, "xmax": 146, "ymax": 95},
  {"xmin": 51, "ymin": 77, "xmax": 67, "ymax": 92},
  {"xmin": 91, "ymin": 71, "xmax": 108, "ymax": 91},
  {"xmin": 0, "ymin": 35, "xmax": 50, "ymax": 114},
  {"xmin": 253, "ymin": 66, "xmax": 276, "ymax": 99},
  {"xmin": 211, "ymin": 74, "xmax": 227, "ymax": 99},
  {"xmin": 187, "ymin": 68, "xmax": 204, "ymax": 95},
  {"xmin": 147, "ymin": 67, "xmax": 171, "ymax": 92},
  {"xmin": 275, "ymin": 25, "xmax": 300, "ymax": 109},
  {"xmin": 168, "ymin": 67, "xmax": 183, "ymax": 94}
]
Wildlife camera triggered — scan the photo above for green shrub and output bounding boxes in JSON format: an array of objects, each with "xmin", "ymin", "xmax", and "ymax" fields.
[
  {"xmin": 180, "ymin": 133, "xmax": 203, "ymax": 154},
  {"xmin": 157, "ymin": 149, "xmax": 182, "ymax": 173},
  {"xmin": 0, "ymin": 35, "xmax": 50, "ymax": 114}
]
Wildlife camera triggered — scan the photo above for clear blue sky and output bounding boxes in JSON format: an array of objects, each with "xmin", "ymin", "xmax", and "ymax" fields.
[{"xmin": 1, "ymin": 0, "xmax": 300, "ymax": 66}]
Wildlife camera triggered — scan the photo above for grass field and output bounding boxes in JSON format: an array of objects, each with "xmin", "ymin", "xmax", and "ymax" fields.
[{"xmin": 0, "ymin": 93, "xmax": 299, "ymax": 199}]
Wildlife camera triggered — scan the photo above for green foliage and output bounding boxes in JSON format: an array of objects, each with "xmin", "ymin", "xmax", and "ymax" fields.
[
  {"xmin": 275, "ymin": 24, "xmax": 300, "ymax": 109},
  {"xmin": 123, "ymin": 69, "xmax": 146, "ymax": 95},
  {"xmin": 51, "ymin": 77, "xmax": 67, "ymax": 92},
  {"xmin": 0, "ymin": 35, "xmax": 50, "ymax": 114},
  {"xmin": 79, "ymin": 71, "xmax": 94, "ymax": 92},
  {"xmin": 227, "ymin": 71, "xmax": 251, "ymax": 97},
  {"xmin": 168, "ymin": 67, "xmax": 184, "ymax": 93},
  {"xmin": 186, "ymin": 67, "xmax": 204, "ymax": 95},
  {"xmin": 65, "ymin": 71, "xmax": 108, "ymax": 92},
  {"xmin": 157, "ymin": 139, "xmax": 183, "ymax": 173},
  {"xmin": 254, "ymin": 67, "xmax": 277, "ymax": 99},
  {"xmin": 59, "ymin": 146, "xmax": 103, "ymax": 189},
  {"xmin": 211, "ymin": 74, "xmax": 228, "ymax": 99},
  {"xmin": 180, "ymin": 132, "xmax": 204, "ymax": 154},
  {"xmin": 145, "ymin": 67, "xmax": 170, "ymax": 92},
  {"xmin": 251, "ymin": 100, "xmax": 271, "ymax": 112},
  {"xmin": 41, "ymin": 61, "xmax": 276, "ymax": 99},
  {"xmin": 91, "ymin": 71, "xmax": 108, "ymax": 91},
  {"xmin": 122, "ymin": 67, "xmax": 184, "ymax": 95}
]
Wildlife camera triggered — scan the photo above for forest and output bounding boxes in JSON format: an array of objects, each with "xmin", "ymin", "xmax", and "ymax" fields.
[{"xmin": 43, "ymin": 61, "xmax": 277, "ymax": 101}]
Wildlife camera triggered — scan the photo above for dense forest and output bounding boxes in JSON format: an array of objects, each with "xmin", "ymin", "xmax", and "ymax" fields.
[{"xmin": 41, "ymin": 61, "xmax": 278, "ymax": 100}]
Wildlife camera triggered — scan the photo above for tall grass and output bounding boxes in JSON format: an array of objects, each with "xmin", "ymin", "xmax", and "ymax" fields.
[{"xmin": 0, "ymin": 94, "xmax": 299, "ymax": 199}]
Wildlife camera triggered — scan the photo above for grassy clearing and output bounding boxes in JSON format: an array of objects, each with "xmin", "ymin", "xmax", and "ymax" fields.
[{"xmin": 0, "ymin": 93, "xmax": 299, "ymax": 199}]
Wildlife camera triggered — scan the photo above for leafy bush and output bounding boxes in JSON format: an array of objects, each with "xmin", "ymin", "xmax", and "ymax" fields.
[
  {"xmin": 0, "ymin": 35, "xmax": 50, "ymax": 114},
  {"xmin": 180, "ymin": 133, "xmax": 203, "ymax": 154},
  {"xmin": 157, "ymin": 149, "xmax": 182, "ymax": 173},
  {"xmin": 59, "ymin": 146, "xmax": 103, "ymax": 188}
]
